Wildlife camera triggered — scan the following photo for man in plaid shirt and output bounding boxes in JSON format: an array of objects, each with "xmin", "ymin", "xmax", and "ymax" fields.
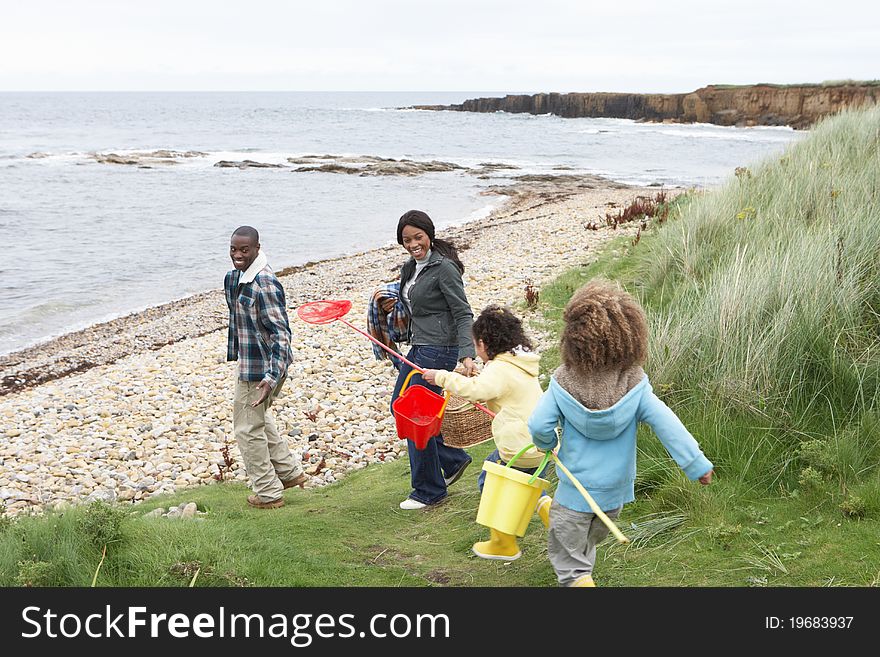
[{"xmin": 226, "ymin": 226, "xmax": 306, "ymax": 509}]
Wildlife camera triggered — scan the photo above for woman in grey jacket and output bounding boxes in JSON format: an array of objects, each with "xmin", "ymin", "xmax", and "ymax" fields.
[{"xmin": 384, "ymin": 210, "xmax": 478, "ymax": 509}]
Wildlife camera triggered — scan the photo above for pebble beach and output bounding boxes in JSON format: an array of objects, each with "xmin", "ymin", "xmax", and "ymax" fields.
[{"xmin": 0, "ymin": 178, "xmax": 654, "ymax": 516}]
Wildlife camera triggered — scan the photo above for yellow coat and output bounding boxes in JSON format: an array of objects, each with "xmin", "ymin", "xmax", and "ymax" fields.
[{"xmin": 435, "ymin": 350, "xmax": 544, "ymax": 467}]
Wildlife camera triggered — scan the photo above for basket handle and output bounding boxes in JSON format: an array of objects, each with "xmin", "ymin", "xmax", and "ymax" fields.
[{"xmin": 400, "ymin": 369, "xmax": 451, "ymax": 420}]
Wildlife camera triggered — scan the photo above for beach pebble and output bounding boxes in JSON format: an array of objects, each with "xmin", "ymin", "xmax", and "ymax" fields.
[
  {"xmin": 87, "ymin": 489, "xmax": 117, "ymax": 504},
  {"xmin": 0, "ymin": 185, "xmax": 652, "ymax": 517}
]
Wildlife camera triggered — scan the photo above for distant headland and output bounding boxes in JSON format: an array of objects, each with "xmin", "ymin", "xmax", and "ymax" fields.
[{"xmin": 411, "ymin": 82, "xmax": 880, "ymax": 129}]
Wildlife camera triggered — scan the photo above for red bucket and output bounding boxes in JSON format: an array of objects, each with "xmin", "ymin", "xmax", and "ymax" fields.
[{"xmin": 392, "ymin": 370, "xmax": 449, "ymax": 450}]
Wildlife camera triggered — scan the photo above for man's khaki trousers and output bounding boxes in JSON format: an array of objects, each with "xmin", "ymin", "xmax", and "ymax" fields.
[{"xmin": 233, "ymin": 376, "xmax": 303, "ymax": 502}]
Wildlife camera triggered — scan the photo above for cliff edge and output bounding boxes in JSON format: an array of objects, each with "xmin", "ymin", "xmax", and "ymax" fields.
[{"xmin": 414, "ymin": 83, "xmax": 880, "ymax": 129}]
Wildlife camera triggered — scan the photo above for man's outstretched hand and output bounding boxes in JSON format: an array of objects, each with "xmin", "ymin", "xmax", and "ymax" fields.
[{"xmin": 252, "ymin": 380, "xmax": 273, "ymax": 407}]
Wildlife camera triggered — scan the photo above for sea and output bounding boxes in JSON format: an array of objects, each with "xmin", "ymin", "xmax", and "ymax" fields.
[{"xmin": 0, "ymin": 91, "xmax": 804, "ymax": 355}]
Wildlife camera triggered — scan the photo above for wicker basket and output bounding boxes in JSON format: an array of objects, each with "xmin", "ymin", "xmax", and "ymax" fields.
[{"xmin": 440, "ymin": 394, "xmax": 494, "ymax": 448}]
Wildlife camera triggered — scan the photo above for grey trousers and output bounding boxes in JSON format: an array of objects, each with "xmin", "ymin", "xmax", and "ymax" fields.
[
  {"xmin": 233, "ymin": 375, "xmax": 303, "ymax": 502},
  {"xmin": 547, "ymin": 499, "xmax": 622, "ymax": 586}
]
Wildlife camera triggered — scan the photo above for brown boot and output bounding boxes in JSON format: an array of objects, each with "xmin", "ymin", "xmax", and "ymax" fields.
[
  {"xmin": 281, "ymin": 473, "xmax": 308, "ymax": 489},
  {"xmin": 247, "ymin": 494, "xmax": 283, "ymax": 509}
]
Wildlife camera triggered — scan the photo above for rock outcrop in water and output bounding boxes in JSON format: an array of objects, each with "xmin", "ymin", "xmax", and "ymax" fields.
[
  {"xmin": 289, "ymin": 154, "xmax": 466, "ymax": 176},
  {"xmin": 413, "ymin": 83, "xmax": 880, "ymax": 129},
  {"xmin": 213, "ymin": 159, "xmax": 285, "ymax": 169},
  {"xmin": 91, "ymin": 150, "xmax": 208, "ymax": 166}
]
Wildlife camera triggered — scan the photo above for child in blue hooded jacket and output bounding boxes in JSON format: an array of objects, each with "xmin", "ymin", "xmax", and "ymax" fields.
[{"xmin": 528, "ymin": 280, "xmax": 713, "ymax": 587}]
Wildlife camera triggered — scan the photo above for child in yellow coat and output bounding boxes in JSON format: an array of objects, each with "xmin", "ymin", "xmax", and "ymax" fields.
[{"xmin": 423, "ymin": 305, "xmax": 549, "ymax": 561}]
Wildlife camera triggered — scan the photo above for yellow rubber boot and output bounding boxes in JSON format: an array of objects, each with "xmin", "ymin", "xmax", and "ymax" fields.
[
  {"xmin": 571, "ymin": 574, "xmax": 595, "ymax": 587},
  {"xmin": 472, "ymin": 528, "xmax": 521, "ymax": 561},
  {"xmin": 535, "ymin": 496, "xmax": 551, "ymax": 530}
]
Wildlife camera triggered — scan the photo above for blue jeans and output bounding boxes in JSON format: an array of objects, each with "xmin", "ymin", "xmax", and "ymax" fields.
[
  {"xmin": 477, "ymin": 449, "xmax": 551, "ymax": 496},
  {"xmin": 391, "ymin": 345, "xmax": 472, "ymax": 505}
]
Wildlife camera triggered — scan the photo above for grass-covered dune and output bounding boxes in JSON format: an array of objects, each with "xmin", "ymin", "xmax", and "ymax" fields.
[{"xmin": 638, "ymin": 104, "xmax": 880, "ymax": 508}]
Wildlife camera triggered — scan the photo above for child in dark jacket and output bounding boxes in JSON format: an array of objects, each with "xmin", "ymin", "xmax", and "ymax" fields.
[{"xmin": 528, "ymin": 280, "xmax": 713, "ymax": 587}]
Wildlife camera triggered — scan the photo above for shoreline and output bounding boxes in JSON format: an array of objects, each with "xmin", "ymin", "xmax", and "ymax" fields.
[
  {"xmin": 0, "ymin": 174, "xmax": 631, "ymax": 396},
  {"xmin": 0, "ymin": 175, "xmax": 654, "ymax": 516}
]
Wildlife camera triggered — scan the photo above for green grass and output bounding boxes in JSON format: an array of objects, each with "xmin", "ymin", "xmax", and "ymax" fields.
[
  {"xmin": 0, "ymin": 443, "xmax": 559, "ymax": 587},
  {"xmin": 627, "ymin": 106, "xmax": 880, "ymax": 495},
  {"xmin": 709, "ymin": 80, "xmax": 880, "ymax": 89},
  {"xmin": 3, "ymin": 105, "xmax": 880, "ymax": 587},
  {"xmin": 3, "ymin": 449, "xmax": 877, "ymax": 587}
]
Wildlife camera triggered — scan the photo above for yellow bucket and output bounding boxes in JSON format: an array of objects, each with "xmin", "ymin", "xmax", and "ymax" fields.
[{"xmin": 476, "ymin": 449, "xmax": 551, "ymax": 537}]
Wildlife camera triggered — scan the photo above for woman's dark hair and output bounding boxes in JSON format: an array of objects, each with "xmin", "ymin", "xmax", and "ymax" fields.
[
  {"xmin": 396, "ymin": 209, "xmax": 464, "ymax": 274},
  {"xmin": 472, "ymin": 305, "xmax": 534, "ymax": 361}
]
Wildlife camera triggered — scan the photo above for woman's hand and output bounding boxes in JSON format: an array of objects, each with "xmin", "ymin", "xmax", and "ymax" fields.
[
  {"xmin": 421, "ymin": 369, "xmax": 438, "ymax": 385},
  {"xmin": 698, "ymin": 469, "xmax": 714, "ymax": 485},
  {"xmin": 459, "ymin": 357, "xmax": 478, "ymax": 377},
  {"xmin": 380, "ymin": 297, "xmax": 396, "ymax": 313}
]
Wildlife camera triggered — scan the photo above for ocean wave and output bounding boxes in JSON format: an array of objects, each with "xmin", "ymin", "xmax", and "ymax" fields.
[
  {"xmin": 464, "ymin": 202, "xmax": 503, "ymax": 222},
  {"xmin": 648, "ymin": 127, "xmax": 798, "ymax": 143},
  {"xmin": 335, "ymin": 106, "xmax": 394, "ymax": 112}
]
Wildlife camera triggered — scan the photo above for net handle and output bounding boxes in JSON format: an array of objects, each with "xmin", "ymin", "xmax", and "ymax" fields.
[
  {"xmin": 297, "ymin": 300, "xmax": 497, "ymax": 419},
  {"xmin": 550, "ymin": 451, "xmax": 629, "ymax": 544},
  {"xmin": 344, "ymin": 317, "xmax": 495, "ymax": 419}
]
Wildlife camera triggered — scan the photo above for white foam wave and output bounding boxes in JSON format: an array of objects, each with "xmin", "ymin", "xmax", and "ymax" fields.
[
  {"xmin": 649, "ymin": 127, "xmax": 798, "ymax": 143},
  {"xmin": 464, "ymin": 202, "xmax": 501, "ymax": 222}
]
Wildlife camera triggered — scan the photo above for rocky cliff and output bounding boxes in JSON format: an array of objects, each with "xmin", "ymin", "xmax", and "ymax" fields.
[{"xmin": 415, "ymin": 84, "xmax": 880, "ymax": 129}]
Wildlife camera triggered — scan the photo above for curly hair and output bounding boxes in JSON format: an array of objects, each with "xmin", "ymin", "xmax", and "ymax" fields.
[
  {"xmin": 472, "ymin": 305, "xmax": 534, "ymax": 361},
  {"xmin": 561, "ymin": 280, "xmax": 648, "ymax": 371}
]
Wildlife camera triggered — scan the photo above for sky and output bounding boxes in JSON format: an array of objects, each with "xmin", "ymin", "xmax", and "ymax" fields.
[{"xmin": 1, "ymin": 0, "xmax": 877, "ymax": 93}]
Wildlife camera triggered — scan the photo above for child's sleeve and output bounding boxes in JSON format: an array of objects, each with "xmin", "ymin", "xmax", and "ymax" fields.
[
  {"xmin": 637, "ymin": 388, "xmax": 713, "ymax": 480},
  {"xmin": 434, "ymin": 363, "xmax": 505, "ymax": 402},
  {"xmin": 528, "ymin": 388, "xmax": 561, "ymax": 451}
]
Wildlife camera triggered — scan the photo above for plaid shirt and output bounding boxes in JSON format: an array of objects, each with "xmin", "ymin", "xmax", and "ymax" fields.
[
  {"xmin": 225, "ymin": 255, "xmax": 293, "ymax": 387},
  {"xmin": 366, "ymin": 282, "xmax": 411, "ymax": 363}
]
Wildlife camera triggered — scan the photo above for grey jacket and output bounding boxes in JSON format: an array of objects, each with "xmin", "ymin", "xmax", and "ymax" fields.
[{"xmin": 399, "ymin": 250, "xmax": 476, "ymax": 360}]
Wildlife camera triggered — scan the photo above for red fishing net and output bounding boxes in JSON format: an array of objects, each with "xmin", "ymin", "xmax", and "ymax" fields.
[{"xmin": 296, "ymin": 299, "xmax": 352, "ymax": 324}]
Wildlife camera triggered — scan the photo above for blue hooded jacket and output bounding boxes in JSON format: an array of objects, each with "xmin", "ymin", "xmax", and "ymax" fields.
[{"xmin": 528, "ymin": 375, "xmax": 713, "ymax": 513}]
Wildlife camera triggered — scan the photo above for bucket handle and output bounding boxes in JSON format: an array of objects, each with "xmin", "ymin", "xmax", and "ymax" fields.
[
  {"xmin": 399, "ymin": 369, "xmax": 450, "ymax": 419},
  {"xmin": 505, "ymin": 443, "xmax": 552, "ymax": 484}
]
